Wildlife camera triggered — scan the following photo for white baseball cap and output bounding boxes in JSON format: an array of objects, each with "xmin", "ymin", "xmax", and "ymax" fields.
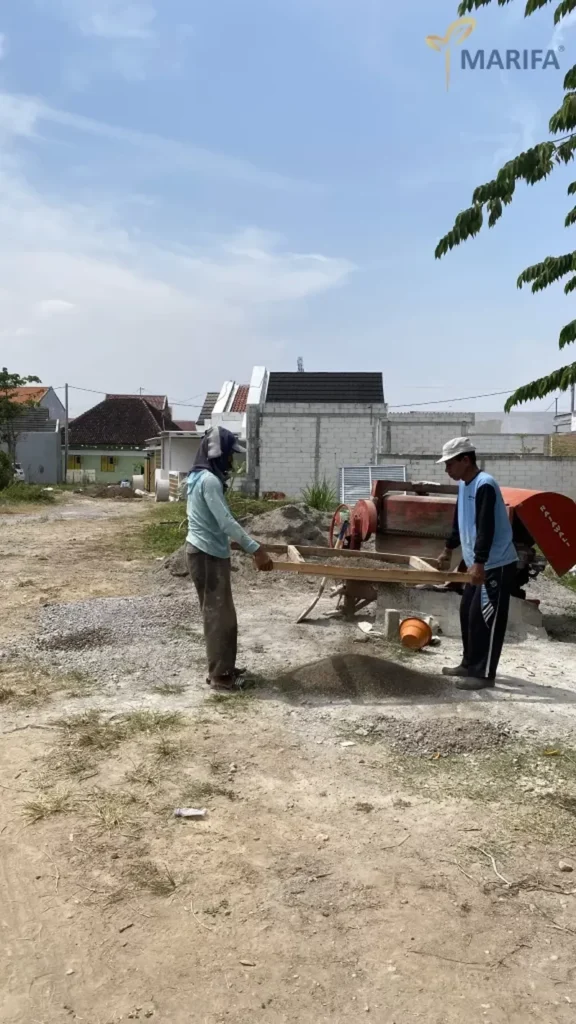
[{"xmin": 437, "ymin": 436, "xmax": 476, "ymax": 464}]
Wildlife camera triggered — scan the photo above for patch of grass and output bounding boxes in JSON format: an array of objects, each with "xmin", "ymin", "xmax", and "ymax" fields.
[
  {"xmin": 23, "ymin": 789, "xmax": 72, "ymax": 823},
  {"xmin": 49, "ymin": 709, "xmax": 185, "ymax": 781},
  {"xmin": 88, "ymin": 789, "xmax": 143, "ymax": 833},
  {"xmin": 180, "ymin": 779, "xmax": 236, "ymax": 803},
  {"xmin": 301, "ymin": 478, "xmax": 338, "ymax": 512},
  {"xmin": 140, "ymin": 494, "xmax": 291, "ymax": 557},
  {"xmin": 227, "ymin": 493, "xmax": 291, "ymax": 518},
  {"xmin": 154, "ymin": 735, "xmax": 184, "ymax": 760},
  {"xmin": 386, "ymin": 742, "xmax": 576, "ymax": 841},
  {"xmin": 125, "ymin": 859, "xmax": 178, "ymax": 897},
  {"xmin": 0, "ymin": 663, "xmax": 94, "ymax": 709},
  {"xmin": 153, "ymin": 682, "xmax": 187, "ymax": 696},
  {"xmin": 206, "ymin": 689, "xmax": 257, "ymax": 714},
  {"xmin": 58, "ymin": 709, "xmax": 184, "ymax": 752},
  {"xmin": 0, "ymin": 483, "xmax": 55, "ymax": 505},
  {"xmin": 559, "ymin": 573, "xmax": 576, "ymax": 595},
  {"xmin": 124, "ymin": 759, "xmax": 161, "ymax": 788}
]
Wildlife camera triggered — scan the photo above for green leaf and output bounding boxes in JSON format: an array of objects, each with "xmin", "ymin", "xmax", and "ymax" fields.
[
  {"xmin": 457, "ymin": 0, "xmax": 504, "ymax": 12},
  {"xmin": 559, "ymin": 319, "xmax": 576, "ymax": 348},
  {"xmin": 555, "ymin": 0, "xmax": 576, "ymax": 25},
  {"xmin": 504, "ymin": 362, "xmax": 576, "ymax": 411},
  {"xmin": 563, "ymin": 65, "xmax": 576, "ymax": 91},
  {"xmin": 550, "ymin": 93, "xmax": 576, "ymax": 134},
  {"xmin": 556, "ymin": 136, "xmax": 576, "ymax": 163},
  {"xmin": 517, "ymin": 253, "xmax": 576, "ymax": 289},
  {"xmin": 566, "ymin": 205, "xmax": 576, "ymax": 226},
  {"xmin": 568, "ymin": 181, "xmax": 576, "ymax": 195},
  {"xmin": 565, "ymin": 276, "xmax": 576, "ymax": 294},
  {"xmin": 525, "ymin": 0, "xmax": 555, "ymax": 14},
  {"xmin": 488, "ymin": 198, "xmax": 503, "ymax": 226}
]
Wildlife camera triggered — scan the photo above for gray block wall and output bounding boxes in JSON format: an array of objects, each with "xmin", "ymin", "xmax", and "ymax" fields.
[
  {"xmin": 259, "ymin": 402, "xmax": 386, "ymax": 497},
  {"xmin": 376, "ymin": 453, "xmax": 576, "ymax": 498}
]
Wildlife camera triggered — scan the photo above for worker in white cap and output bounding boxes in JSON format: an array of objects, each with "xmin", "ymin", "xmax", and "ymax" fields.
[{"xmin": 436, "ymin": 438, "xmax": 518, "ymax": 689}]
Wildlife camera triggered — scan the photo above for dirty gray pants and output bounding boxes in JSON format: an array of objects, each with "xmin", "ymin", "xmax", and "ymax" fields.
[{"xmin": 186, "ymin": 544, "xmax": 237, "ymax": 680}]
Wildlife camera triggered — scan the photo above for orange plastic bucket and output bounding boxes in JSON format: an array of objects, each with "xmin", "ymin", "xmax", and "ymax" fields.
[{"xmin": 399, "ymin": 617, "xmax": 433, "ymax": 650}]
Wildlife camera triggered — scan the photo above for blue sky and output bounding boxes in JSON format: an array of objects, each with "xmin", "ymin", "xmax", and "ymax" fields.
[{"xmin": 1, "ymin": 0, "xmax": 575, "ymax": 418}]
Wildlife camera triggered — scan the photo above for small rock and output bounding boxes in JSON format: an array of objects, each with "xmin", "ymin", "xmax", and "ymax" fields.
[
  {"xmin": 341, "ymin": 741, "xmax": 356, "ymax": 748},
  {"xmin": 66, "ymin": 968, "xmax": 75, "ymax": 976},
  {"xmin": 559, "ymin": 860, "xmax": 574, "ymax": 873}
]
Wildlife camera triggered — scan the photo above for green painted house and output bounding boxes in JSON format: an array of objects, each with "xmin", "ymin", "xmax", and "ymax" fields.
[{"xmin": 67, "ymin": 394, "xmax": 180, "ymax": 484}]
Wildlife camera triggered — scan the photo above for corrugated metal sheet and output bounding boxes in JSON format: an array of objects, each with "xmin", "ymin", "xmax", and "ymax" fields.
[{"xmin": 339, "ymin": 465, "xmax": 406, "ymax": 504}]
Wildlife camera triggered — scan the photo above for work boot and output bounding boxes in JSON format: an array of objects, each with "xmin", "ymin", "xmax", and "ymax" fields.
[
  {"xmin": 442, "ymin": 664, "xmax": 468, "ymax": 677},
  {"xmin": 455, "ymin": 676, "xmax": 495, "ymax": 691}
]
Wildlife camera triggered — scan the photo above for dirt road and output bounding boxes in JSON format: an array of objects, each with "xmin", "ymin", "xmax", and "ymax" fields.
[{"xmin": 1, "ymin": 496, "xmax": 576, "ymax": 1023}]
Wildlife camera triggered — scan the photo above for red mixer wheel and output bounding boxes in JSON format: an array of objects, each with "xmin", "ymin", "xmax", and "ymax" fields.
[
  {"xmin": 329, "ymin": 505, "xmax": 352, "ymax": 548},
  {"xmin": 351, "ymin": 499, "xmax": 378, "ymax": 543}
]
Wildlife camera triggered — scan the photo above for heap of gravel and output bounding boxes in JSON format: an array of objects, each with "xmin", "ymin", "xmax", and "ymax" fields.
[
  {"xmin": 7, "ymin": 594, "xmax": 205, "ymax": 687},
  {"xmin": 352, "ymin": 715, "xmax": 515, "ymax": 756},
  {"xmin": 274, "ymin": 652, "xmax": 447, "ymax": 701},
  {"xmin": 240, "ymin": 503, "xmax": 329, "ymax": 546}
]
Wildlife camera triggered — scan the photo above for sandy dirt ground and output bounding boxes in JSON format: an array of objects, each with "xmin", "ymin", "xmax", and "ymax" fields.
[{"xmin": 1, "ymin": 496, "xmax": 576, "ymax": 1024}]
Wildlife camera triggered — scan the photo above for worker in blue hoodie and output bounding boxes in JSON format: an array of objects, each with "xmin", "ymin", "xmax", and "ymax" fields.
[
  {"xmin": 186, "ymin": 427, "xmax": 273, "ymax": 692},
  {"xmin": 437, "ymin": 437, "xmax": 518, "ymax": 689}
]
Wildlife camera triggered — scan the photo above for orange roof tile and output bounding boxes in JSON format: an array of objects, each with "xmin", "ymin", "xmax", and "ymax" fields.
[{"xmin": 7, "ymin": 387, "xmax": 49, "ymax": 405}]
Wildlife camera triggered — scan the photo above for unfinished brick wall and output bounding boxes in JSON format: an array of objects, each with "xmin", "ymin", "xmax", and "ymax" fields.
[
  {"xmin": 258, "ymin": 402, "xmax": 385, "ymax": 498},
  {"xmin": 548, "ymin": 433, "xmax": 576, "ymax": 457},
  {"xmin": 376, "ymin": 454, "xmax": 576, "ymax": 498}
]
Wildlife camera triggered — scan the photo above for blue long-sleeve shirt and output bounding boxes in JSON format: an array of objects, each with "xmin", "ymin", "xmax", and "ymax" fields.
[{"xmin": 186, "ymin": 470, "xmax": 260, "ymax": 559}]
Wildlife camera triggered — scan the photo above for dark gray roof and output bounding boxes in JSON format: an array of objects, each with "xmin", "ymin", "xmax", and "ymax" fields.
[
  {"xmin": 266, "ymin": 372, "xmax": 384, "ymax": 404},
  {"xmin": 197, "ymin": 392, "xmax": 219, "ymax": 426},
  {"xmin": 69, "ymin": 398, "xmax": 180, "ymax": 447}
]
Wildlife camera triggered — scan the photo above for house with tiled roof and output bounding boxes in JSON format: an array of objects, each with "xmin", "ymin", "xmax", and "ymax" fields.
[
  {"xmin": 9, "ymin": 385, "xmax": 65, "ymax": 421},
  {"xmin": 68, "ymin": 395, "xmax": 180, "ymax": 483},
  {"xmin": 199, "ymin": 381, "xmax": 250, "ymax": 438},
  {"xmin": 197, "ymin": 392, "xmax": 219, "ymax": 428}
]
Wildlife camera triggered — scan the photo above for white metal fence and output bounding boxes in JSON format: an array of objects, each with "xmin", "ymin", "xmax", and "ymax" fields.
[{"xmin": 339, "ymin": 465, "xmax": 406, "ymax": 505}]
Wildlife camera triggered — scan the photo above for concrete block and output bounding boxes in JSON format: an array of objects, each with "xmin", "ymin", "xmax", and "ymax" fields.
[{"xmin": 376, "ymin": 586, "xmax": 545, "ymax": 641}]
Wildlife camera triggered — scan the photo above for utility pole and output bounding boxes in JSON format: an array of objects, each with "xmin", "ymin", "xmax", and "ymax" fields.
[{"xmin": 64, "ymin": 383, "xmax": 69, "ymax": 484}]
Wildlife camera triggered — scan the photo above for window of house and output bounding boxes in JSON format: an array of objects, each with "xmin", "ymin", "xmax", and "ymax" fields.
[
  {"xmin": 67, "ymin": 455, "xmax": 81, "ymax": 470},
  {"xmin": 101, "ymin": 456, "xmax": 117, "ymax": 473}
]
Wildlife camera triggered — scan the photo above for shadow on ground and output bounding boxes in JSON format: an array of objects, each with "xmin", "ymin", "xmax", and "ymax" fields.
[
  {"xmin": 264, "ymin": 653, "xmax": 576, "ymax": 707},
  {"xmin": 542, "ymin": 611, "xmax": 576, "ymax": 645}
]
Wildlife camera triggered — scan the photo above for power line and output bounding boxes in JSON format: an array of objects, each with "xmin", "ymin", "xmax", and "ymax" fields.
[
  {"xmin": 52, "ymin": 384, "xmax": 205, "ymax": 408},
  {"xmin": 388, "ymin": 388, "xmax": 517, "ymax": 408}
]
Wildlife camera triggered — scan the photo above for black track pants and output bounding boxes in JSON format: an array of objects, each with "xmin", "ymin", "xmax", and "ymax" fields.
[{"xmin": 459, "ymin": 563, "xmax": 517, "ymax": 680}]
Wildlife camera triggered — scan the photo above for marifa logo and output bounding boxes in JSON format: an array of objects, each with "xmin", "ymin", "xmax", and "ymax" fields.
[
  {"xmin": 426, "ymin": 16, "xmax": 561, "ymax": 90},
  {"xmin": 426, "ymin": 16, "xmax": 477, "ymax": 90}
]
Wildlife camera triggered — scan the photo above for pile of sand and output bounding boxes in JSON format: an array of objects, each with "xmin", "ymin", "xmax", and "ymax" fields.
[
  {"xmin": 164, "ymin": 504, "xmax": 330, "ymax": 578},
  {"xmin": 241, "ymin": 504, "xmax": 329, "ymax": 546}
]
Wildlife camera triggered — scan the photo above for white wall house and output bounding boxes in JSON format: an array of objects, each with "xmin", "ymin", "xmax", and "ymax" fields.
[
  {"xmin": 245, "ymin": 367, "xmax": 386, "ymax": 497},
  {"xmin": 201, "ymin": 380, "xmax": 249, "ymax": 438}
]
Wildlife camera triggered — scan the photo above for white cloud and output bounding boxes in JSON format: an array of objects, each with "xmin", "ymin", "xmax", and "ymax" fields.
[
  {"xmin": 0, "ymin": 91, "xmax": 316, "ymax": 192},
  {"xmin": 45, "ymin": 1, "xmax": 157, "ymax": 40},
  {"xmin": 36, "ymin": 2, "xmax": 169, "ymax": 82},
  {"xmin": 0, "ymin": 158, "xmax": 353, "ymax": 408},
  {"xmin": 0, "ymin": 93, "xmax": 41, "ymax": 139},
  {"xmin": 36, "ymin": 299, "xmax": 76, "ymax": 318},
  {"xmin": 550, "ymin": 10, "xmax": 576, "ymax": 52}
]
